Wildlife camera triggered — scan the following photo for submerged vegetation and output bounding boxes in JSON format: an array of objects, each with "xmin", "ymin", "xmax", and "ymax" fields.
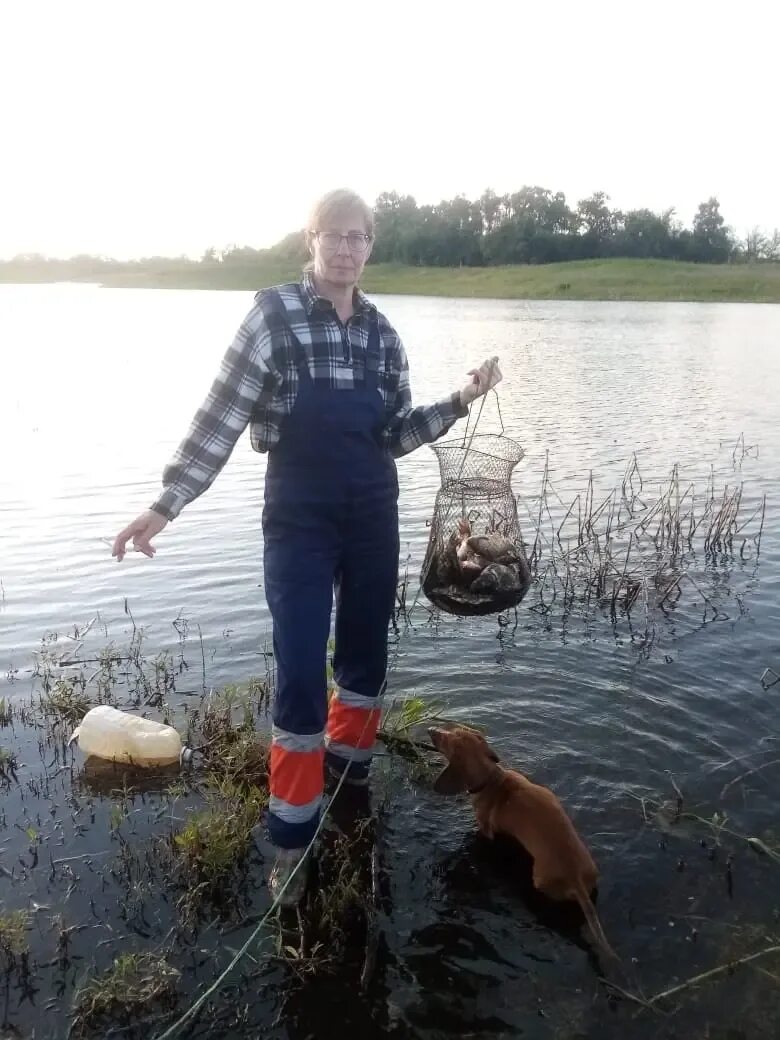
[
  {"xmin": 0, "ymin": 608, "xmax": 777, "ymax": 1036},
  {"xmin": 172, "ymin": 785, "xmax": 266, "ymax": 888},
  {"xmin": 0, "ymin": 443, "xmax": 777, "ymax": 1037},
  {"xmin": 0, "ymin": 910, "xmax": 29, "ymax": 965},
  {"xmin": 41, "ymin": 677, "xmax": 93, "ymax": 725},
  {"xmin": 517, "ymin": 447, "xmax": 767, "ymax": 655},
  {"xmin": 72, "ymin": 953, "xmax": 180, "ymax": 1036}
]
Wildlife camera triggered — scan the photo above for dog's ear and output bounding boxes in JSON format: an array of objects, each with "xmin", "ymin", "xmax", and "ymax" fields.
[
  {"xmin": 475, "ymin": 733, "xmax": 500, "ymax": 763},
  {"xmin": 433, "ymin": 763, "xmax": 467, "ymax": 795}
]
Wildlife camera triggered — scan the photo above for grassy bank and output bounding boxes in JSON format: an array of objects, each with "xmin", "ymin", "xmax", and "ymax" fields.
[
  {"xmin": 3, "ymin": 257, "xmax": 780, "ymax": 302},
  {"xmin": 360, "ymin": 258, "xmax": 780, "ymax": 303}
]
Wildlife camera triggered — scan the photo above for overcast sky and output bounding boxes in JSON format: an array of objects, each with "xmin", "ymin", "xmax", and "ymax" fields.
[{"xmin": 2, "ymin": 0, "xmax": 777, "ymax": 259}]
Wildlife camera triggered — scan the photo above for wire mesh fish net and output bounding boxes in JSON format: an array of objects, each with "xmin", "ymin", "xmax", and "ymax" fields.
[
  {"xmin": 428, "ymin": 433, "xmax": 525, "ymax": 488},
  {"xmin": 420, "ymin": 434, "xmax": 531, "ymax": 617}
]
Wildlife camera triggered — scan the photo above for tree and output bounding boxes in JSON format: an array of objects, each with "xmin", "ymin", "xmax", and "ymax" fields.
[
  {"xmin": 482, "ymin": 222, "xmax": 530, "ymax": 265},
  {"xmin": 765, "ymin": 230, "xmax": 780, "ymax": 261},
  {"xmin": 743, "ymin": 226, "xmax": 767, "ymax": 262},
  {"xmin": 372, "ymin": 192, "xmax": 419, "ymax": 263},
  {"xmin": 616, "ymin": 208, "xmax": 676, "ymax": 258},
  {"xmin": 269, "ymin": 231, "xmax": 308, "ymax": 261},
  {"xmin": 438, "ymin": 195, "xmax": 483, "ymax": 265},
  {"xmin": 577, "ymin": 192, "xmax": 616, "ymax": 255},
  {"xmin": 509, "ymin": 186, "xmax": 553, "ymax": 228},
  {"xmin": 548, "ymin": 192, "xmax": 577, "ymax": 234},
  {"xmin": 479, "ymin": 189, "xmax": 502, "ymax": 235},
  {"xmin": 691, "ymin": 197, "xmax": 734, "ymax": 262}
]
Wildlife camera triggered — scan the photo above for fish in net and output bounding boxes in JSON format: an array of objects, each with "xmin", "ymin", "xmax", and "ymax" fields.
[{"xmin": 420, "ymin": 433, "xmax": 531, "ymax": 617}]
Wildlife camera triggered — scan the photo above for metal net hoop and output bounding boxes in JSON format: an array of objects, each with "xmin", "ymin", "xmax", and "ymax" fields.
[{"xmin": 430, "ymin": 433, "xmax": 525, "ymax": 489}]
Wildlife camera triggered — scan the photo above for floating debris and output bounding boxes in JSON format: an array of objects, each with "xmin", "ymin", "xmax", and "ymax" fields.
[{"xmin": 760, "ymin": 668, "xmax": 779, "ymax": 690}]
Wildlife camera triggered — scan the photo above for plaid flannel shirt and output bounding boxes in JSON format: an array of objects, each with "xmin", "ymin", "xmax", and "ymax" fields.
[{"xmin": 151, "ymin": 273, "xmax": 468, "ymax": 520}]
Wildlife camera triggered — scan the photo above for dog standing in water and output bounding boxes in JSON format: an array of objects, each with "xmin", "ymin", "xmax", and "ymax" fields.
[{"xmin": 428, "ymin": 725, "xmax": 618, "ymax": 964}]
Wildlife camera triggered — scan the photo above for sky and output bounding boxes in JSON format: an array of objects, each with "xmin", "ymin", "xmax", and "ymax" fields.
[{"xmin": 1, "ymin": 0, "xmax": 778, "ymax": 260}]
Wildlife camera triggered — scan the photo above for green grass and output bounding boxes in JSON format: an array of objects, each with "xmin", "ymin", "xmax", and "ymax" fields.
[
  {"xmin": 4, "ymin": 255, "xmax": 780, "ymax": 301},
  {"xmin": 73, "ymin": 953, "xmax": 179, "ymax": 1031},
  {"xmin": 360, "ymin": 259, "xmax": 780, "ymax": 303},
  {"xmin": 172, "ymin": 781, "xmax": 267, "ymax": 888},
  {"xmin": 58, "ymin": 257, "xmax": 780, "ymax": 303}
]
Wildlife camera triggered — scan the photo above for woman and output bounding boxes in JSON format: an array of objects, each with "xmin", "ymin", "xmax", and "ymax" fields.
[{"xmin": 112, "ymin": 188, "xmax": 502, "ymax": 904}]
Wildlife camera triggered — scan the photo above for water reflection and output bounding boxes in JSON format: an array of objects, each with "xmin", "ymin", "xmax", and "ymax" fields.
[{"xmin": 74, "ymin": 755, "xmax": 183, "ymax": 796}]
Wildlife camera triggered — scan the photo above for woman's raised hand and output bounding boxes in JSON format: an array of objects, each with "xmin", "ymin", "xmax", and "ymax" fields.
[{"xmin": 460, "ymin": 356, "xmax": 503, "ymax": 407}]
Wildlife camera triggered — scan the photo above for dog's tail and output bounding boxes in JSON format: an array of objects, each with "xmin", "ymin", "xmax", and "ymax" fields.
[{"xmin": 573, "ymin": 884, "xmax": 620, "ymax": 965}]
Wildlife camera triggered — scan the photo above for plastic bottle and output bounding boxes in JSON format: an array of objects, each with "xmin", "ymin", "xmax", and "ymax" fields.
[{"xmin": 70, "ymin": 705, "xmax": 185, "ymax": 767}]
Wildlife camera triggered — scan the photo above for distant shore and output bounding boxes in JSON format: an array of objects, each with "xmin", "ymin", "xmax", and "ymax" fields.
[{"xmin": 3, "ymin": 258, "xmax": 780, "ymax": 303}]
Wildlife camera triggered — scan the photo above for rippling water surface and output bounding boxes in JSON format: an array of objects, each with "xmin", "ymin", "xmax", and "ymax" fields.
[{"xmin": 1, "ymin": 284, "xmax": 779, "ymax": 1038}]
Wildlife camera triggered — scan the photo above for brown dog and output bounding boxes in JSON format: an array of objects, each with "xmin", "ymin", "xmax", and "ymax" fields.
[{"xmin": 429, "ymin": 725, "xmax": 617, "ymax": 963}]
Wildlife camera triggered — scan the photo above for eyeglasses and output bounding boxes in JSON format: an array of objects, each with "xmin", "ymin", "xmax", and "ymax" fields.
[{"xmin": 312, "ymin": 230, "xmax": 372, "ymax": 253}]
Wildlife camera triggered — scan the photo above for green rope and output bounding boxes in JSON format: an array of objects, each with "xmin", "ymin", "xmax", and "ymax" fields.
[{"xmin": 153, "ymin": 678, "xmax": 388, "ymax": 1040}]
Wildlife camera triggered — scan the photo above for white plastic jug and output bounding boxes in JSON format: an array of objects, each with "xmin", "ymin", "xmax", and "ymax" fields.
[{"xmin": 71, "ymin": 705, "xmax": 184, "ymax": 767}]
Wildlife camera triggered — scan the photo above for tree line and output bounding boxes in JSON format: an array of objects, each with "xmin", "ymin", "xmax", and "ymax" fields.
[
  {"xmin": 2, "ymin": 188, "xmax": 779, "ymax": 278},
  {"xmin": 364, "ymin": 189, "xmax": 780, "ymax": 267},
  {"xmin": 211, "ymin": 190, "xmax": 779, "ymax": 268}
]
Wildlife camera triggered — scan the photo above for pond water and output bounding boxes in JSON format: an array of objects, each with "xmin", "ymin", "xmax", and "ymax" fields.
[{"xmin": 0, "ymin": 284, "xmax": 779, "ymax": 1038}]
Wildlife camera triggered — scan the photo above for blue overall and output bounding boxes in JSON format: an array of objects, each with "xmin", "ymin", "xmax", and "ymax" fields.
[{"xmin": 262, "ymin": 298, "xmax": 400, "ymax": 850}]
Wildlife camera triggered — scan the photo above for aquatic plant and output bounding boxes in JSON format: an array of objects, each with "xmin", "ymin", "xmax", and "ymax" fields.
[
  {"xmin": 0, "ymin": 910, "xmax": 29, "ymax": 965},
  {"xmin": 0, "ymin": 746, "xmax": 18, "ymax": 784},
  {"xmin": 518, "ymin": 447, "xmax": 767, "ymax": 654},
  {"xmin": 72, "ymin": 953, "xmax": 179, "ymax": 1032},
  {"xmin": 378, "ymin": 694, "xmax": 447, "ymax": 770},
  {"xmin": 41, "ymin": 678, "xmax": 92, "ymax": 726},
  {"xmin": 172, "ymin": 784, "xmax": 266, "ymax": 886},
  {"xmin": 187, "ymin": 683, "xmax": 270, "ymax": 790}
]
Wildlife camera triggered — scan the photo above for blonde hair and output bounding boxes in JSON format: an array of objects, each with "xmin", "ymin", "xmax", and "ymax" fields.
[{"xmin": 307, "ymin": 188, "xmax": 374, "ymax": 237}]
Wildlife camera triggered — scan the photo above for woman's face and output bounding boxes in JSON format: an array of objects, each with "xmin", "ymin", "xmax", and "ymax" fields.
[{"xmin": 308, "ymin": 208, "xmax": 373, "ymax": 289}]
